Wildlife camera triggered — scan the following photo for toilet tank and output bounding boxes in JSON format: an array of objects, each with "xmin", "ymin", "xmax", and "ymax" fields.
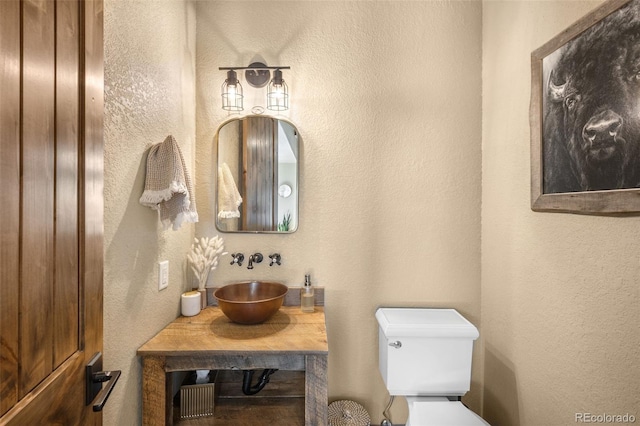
[{"xmin": 376, "ymin": 308, "xmax": 479, "ymax": 396}]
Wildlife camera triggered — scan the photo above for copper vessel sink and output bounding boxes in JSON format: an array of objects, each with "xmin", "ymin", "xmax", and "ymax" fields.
[{"xmin": 214, "ymin": 281, "xmax": 288, "ymax": 324}]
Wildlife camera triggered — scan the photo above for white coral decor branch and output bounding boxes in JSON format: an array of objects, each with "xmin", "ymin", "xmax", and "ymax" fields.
[{"xmin": 187, "ymin": 235, "xmax": 227, "ymax": 290}]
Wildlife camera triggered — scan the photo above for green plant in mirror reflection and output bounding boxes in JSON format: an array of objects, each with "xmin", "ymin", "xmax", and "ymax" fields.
[{"xmin": 278, "ymin": 212, "xmax": 291, "ymax": 232}]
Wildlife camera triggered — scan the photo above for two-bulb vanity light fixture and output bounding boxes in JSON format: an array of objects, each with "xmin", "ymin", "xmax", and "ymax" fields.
[{"xmin": 219, "ymin": 62, "xmax": 290, "ymax": 112}]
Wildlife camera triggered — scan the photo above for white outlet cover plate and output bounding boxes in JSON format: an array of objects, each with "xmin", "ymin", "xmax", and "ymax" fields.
[{"xmin": 158, "ymin": 260, "xmax": 169, "ymax": 291}]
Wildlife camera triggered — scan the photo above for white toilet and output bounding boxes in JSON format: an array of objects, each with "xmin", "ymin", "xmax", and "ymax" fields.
[{"xmin": 376, "ymin": 308, "xmax": 490, "ymax": 426}]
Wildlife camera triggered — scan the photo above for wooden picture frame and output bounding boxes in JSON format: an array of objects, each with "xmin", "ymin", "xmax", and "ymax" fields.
[{"xmin": 530, "ymin": 0, "xmax": 640, "ymax": 214}]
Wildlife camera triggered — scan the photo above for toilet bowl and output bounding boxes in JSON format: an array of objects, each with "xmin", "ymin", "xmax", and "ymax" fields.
[{"xmin": 376, "ymin": 308, "xmax": 490, "ymax": 426}]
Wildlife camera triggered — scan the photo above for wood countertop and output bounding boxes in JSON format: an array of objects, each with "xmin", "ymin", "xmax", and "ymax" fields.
[{"xmin": 137, "ymin": 306, "xmax": 328, "ymax": 358}]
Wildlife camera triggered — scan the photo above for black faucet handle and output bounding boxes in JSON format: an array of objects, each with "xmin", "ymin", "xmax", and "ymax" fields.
[
  {"xmin": 268, "ymin": 253, "xmax": 282, "ymax": 266},
  {"xmin": 230, "ymin": 253, "xmax": 244, "ymax": 266}
]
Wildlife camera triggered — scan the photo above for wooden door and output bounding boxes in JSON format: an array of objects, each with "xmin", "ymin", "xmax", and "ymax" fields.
[
  {"xmin": 0, "ymin": 0, "xmax": 104, "ymax": 424},
  {"xmin": 242, "ymin": 117, "xmax": 278, "ymax": 231}
]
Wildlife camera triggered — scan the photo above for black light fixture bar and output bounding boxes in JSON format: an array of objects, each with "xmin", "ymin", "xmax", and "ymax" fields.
[
  {"xmin": 219, "ymin": 66, "xmax": 290, "ymax": 71},
  {"xmin": 219, "ymin": 63, "xmax": 291, "ymax": 111}
]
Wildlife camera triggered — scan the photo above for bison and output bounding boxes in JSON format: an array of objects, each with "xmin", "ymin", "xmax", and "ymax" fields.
[{"xmin": 543, "ymin": 1, "xmax": 640, "ymax": 193}]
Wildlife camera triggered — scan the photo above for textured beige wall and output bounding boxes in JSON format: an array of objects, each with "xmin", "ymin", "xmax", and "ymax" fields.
[
  {"xmin": 103, "ymin": 0, "xmax": 196, "ymax": 424},
  {"xmin": 482, "ymin": 1, "xmax": 640, "ymax": 425},
  {"xmin": 100, "ymin": 1, "xmax": 640, "ymax": 424},
  {"xmin": 195, "ymin": 1, "xmax": 482, "ymax": 423},
  {"xmin": 103, "ymin": 1, "xmax": 482, "ymax": 423}
]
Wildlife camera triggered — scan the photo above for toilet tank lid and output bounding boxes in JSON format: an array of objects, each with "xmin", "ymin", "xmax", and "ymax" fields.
[{"xmin": 376, "ymin": 308, "xmax": 479, "ymax": 339}]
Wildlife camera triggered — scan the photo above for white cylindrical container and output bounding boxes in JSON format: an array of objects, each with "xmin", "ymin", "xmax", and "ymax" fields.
[{"xmin": 181, "ymin": 291, "xmax": 201, "ymax": 317}]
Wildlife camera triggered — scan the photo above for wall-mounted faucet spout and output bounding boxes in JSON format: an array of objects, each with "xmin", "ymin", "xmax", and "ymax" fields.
[{"xmin": 247, "ymin": 253, "xmax": 263, "ymax": 269}]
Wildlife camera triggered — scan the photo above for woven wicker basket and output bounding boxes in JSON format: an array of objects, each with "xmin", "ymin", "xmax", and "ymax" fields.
[{"xmin": 328, "ymin": 400, "xmax": 371, "ymax": 426}]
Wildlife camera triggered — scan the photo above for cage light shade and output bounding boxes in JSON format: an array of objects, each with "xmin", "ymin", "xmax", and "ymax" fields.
[
  {"xmin": 267, "ymin": 69, "xmax": 289, "ymax": 111},
  {"xmin": 221, "ymin": 70, "xmax": 244, "ymax": 111}
]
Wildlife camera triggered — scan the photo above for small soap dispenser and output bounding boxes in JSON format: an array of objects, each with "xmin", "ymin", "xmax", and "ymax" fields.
[{"xmin": 301, "ymin": 274, "xmax": 314, "ymax": 313}]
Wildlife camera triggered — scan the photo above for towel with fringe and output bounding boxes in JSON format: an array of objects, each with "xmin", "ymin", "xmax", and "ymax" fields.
[
  {"xmin": 217, "ymin": 162, "xmax": 242, "ymax": 219},
  {"xmin": 139, "ymin": 135, "xmax": 198, "ymax": 230}
]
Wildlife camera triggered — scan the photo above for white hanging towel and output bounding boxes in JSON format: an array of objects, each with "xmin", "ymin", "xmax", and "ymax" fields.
[
  {"xmin": 217, "ymin": 162, "xmax": 242, "ymax": 219},
  {"xmin": 139, "ymin": 135, "xmax": 198, "ymax": 230}
]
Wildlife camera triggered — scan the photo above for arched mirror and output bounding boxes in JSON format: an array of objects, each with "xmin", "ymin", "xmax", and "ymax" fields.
[{"xmin": 215, "ymin": 116, "xmax": 299, "ymax": 233}]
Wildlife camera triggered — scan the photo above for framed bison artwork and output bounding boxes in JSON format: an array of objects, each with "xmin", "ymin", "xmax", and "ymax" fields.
[{"xmin": 531, "ymin": 0, "xmax": 640, "ymax": 213}]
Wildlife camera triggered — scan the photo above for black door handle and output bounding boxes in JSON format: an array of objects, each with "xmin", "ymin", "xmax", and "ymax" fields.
[{"xmin": 86, "ymin": 352, "xmax": 121, "ymax": 412}]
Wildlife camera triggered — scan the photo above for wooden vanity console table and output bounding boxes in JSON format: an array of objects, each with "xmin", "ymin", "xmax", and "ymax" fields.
[{"xmin": 137, "ymin": 306, "xmax": 328, "ymax": 425}]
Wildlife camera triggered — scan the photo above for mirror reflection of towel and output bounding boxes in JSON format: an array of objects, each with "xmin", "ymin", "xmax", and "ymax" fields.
[
  {"xmin": 218, "ymin": 163, "xmax": 242, "ymax": 219},
  {"xmin": 139, "ymin": 135, "xmax": 198, "ymax": 230}
]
